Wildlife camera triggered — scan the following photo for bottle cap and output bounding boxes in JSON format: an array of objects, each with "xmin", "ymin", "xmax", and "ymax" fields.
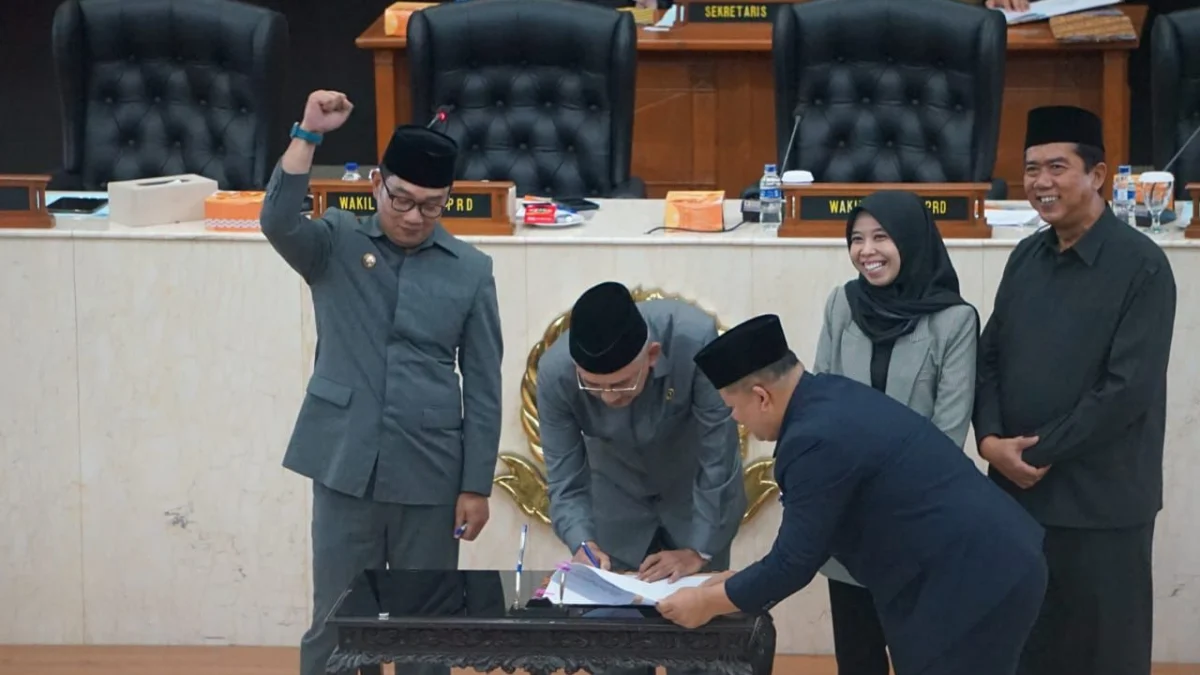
[
  {"xmin": 345, "ymin": 162, "xmax": 359, "ymax": 171},
  {"xmin": 765, "ymin": 163, "xmax": 777, "ymax": 172}
]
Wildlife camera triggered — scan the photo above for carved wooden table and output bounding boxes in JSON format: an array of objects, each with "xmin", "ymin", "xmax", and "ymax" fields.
[{"xmin": 326, "ymin": 570, "xmax": 777, "ymax": 675}]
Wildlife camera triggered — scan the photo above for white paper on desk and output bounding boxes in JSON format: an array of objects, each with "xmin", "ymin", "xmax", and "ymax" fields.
[
  {"xmin": 985, "ymin": 209, "xmax": 1041, "ymax": 228},
  {"xmin": 1000, "ymin": 0, "xmax": 1120, "ymax": 24},
  {"xmin": 543, "ymin": 563, "xmax": 711, "ymax": 606},
  {"xmin": 644, "ymin": 5, "xmax": 679, "ymax": 31}
]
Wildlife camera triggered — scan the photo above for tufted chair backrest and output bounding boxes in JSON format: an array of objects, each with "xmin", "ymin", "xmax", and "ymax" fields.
[
  {"xmin": 1152, "ymin": 7, "xmax": 1200, "ymax": 198},
  {"xmin": 407, "ymin": 0, "xmax": 641, "ymax": 199},
  {"xmin": 772, "ymin": 0, "xmax": 1006, "ymax": 185},
  {"xmin": 51, "ymin": 0, "xmax": 289, "ymax": 191}
]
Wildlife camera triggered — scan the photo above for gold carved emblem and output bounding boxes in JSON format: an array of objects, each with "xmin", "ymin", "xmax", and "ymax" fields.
[{"xmin": 492, "ymin": 286, "xmax": 779, "ymax": 525}]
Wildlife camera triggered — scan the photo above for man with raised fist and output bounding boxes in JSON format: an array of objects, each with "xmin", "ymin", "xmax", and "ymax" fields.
[{"xmin": 261, "ymin": 90, "xmax": 503, "ymax": 675}]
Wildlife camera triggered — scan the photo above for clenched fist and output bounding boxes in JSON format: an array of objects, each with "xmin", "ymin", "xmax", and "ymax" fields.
[{"xmin": 300, "ymin": 90, "xmax": 353, "ymax": 134}]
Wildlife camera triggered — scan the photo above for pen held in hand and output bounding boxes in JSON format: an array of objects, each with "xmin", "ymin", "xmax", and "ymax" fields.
[
  {"xmin": 580, "ymin": 541, "xmax": 602, "ymax": 568},
  {"xmin": 454, "ymin": 523, "xmax": 468, "ymax": 539}
]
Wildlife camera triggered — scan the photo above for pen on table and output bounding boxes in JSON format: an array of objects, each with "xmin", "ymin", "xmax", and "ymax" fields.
[
  {"xmin": 454, "ymin": 523, "xmax": 468, "ymax": 539},
  {"xmin": 514, "ymin": 523, "xmax": 529, "ymax": 604},
  {"xmin": 517, "ymin": 523, "xmax": 528, "ymax": 573},
  {"xmin": 580, "ymin": 541, "xmax": 601, "ymax": 568}
]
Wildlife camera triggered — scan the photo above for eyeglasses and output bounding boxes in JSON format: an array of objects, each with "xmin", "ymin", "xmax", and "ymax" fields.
[
  {"xmin": 577, "ymin": 361, "xmax": 645, "ymax": 393},
  {"xmin": 380, "ymin": 181, "xmax": 448, "ymax": 218}
]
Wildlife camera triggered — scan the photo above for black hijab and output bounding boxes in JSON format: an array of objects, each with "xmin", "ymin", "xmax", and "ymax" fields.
[{"xmin": 842, "ymin": 190, "xmax": 970, "ymax": 343}]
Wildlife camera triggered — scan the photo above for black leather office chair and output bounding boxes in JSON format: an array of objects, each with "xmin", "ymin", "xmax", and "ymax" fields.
[
  {"xmin": 51, "ymin": 0, "xmax": 289, "ymax": 191},
  {"xmin": 407, "ymin": 0, "xmax": 644, "ymax": 199},
  {"xmin": 772, "ymin": 0, "xmax": 1008, "ymax": 199},
  {"xmin": 1151, "ymin": 7, "xmax": 1200, "ymax": 198}
]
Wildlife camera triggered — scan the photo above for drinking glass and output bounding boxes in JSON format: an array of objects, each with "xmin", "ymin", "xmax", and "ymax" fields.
[{"xmin": 1139, "ymin": 171, "xmax": 1175, "ymax": 235}]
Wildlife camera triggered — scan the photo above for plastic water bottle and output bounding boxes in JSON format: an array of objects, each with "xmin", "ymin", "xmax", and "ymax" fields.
[
  {"xmin": 342, "ymin": 162, "xmax": 362, "ymax": 181},
  {"xmin": 759, "ymin": 163, "xmax": 783, "ymax": 231},
  {"xmin": 1112, "ymin": 165, "xmax": 1135, "ymax": 227}
]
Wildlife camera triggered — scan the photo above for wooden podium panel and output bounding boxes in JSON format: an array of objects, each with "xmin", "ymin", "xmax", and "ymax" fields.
[{"xmin": 355, "ymin": 4, "xmax": 1144, "ymax": 200}]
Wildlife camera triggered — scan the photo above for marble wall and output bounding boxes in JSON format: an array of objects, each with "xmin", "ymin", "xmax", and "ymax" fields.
[{"xmin": 1, "ymin": 228, "xmax": 1197, "ymax": 662}]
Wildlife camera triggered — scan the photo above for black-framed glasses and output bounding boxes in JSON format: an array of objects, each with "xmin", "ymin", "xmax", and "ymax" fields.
[{"xmin": 380, "ymin": 181, "xmax": 448, "ymax": 218}]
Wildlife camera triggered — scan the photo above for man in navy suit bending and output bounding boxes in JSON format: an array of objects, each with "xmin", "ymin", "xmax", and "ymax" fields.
[{"xmin": 658, "ymin": 314, "xmax": 1046, "ymax": 675}]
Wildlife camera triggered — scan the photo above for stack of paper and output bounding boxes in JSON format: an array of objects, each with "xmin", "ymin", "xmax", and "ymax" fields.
[
  {"xmin": 543, "ymin": 563, "xmax": 712, "ymax": 606},
  {"xmin": 1000, "ymin": 0, "xmax": 1121, "ymax": 25}
]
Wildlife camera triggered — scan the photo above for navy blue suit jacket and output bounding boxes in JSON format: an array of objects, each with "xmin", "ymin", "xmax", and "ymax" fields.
[{"xmin": 725, "ymin": 371, "xmax": 1045, "ymax": 674}]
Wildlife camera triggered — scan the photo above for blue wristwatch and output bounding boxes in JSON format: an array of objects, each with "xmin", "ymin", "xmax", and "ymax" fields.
[{"xmin": 290, "ymin": 122, "xmax": 323, "ymax": 145}]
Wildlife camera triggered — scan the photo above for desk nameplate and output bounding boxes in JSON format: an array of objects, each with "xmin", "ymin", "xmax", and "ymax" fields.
[
  {"xmin": 309, "ymin": 179, "xmax": 516, "ymax": 236},
  {"xmin": 0, "ymin": 175, "xmax": 53, "ymax": 229},
  {"xmin": 683, "ymin": 2, "xmax": 779, "ymax": 23},
  {"xmin": 779, "ymin": 183, "xmax": 992, "ymax": 239}
]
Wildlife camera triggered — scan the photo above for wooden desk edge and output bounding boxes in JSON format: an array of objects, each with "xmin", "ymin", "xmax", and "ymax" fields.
[
  {"xmin": 354, "ymin": 5, "xmax": 1145, "ymax": 53},
  {"xmin": 1185, "ymin": 182, "xmax": 1200, "ymax": 239}
]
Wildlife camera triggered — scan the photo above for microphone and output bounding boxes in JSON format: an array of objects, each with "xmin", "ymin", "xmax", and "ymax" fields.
[
  {"xmin": 1164, "ymin": 122, "xmax": 1200, "ymax": 173},
  {"xmin": 779, "ymin": 109, "xmax": 803, "ymax": 175},
  {"xmin": 1133, "ymin": 119, "xmax": 1200, "ymax": 227},
  {"xmin": 741, "ymin": 109, "xmax": 803, "ymax": 223},
  {"xmin": 426, "ymin": 106, "xmax": 450, "ymax": 129}
]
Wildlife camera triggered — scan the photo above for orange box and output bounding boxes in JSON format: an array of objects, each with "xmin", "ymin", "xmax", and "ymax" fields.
[
  {"xmin": 205, "ymin": 191, "xmax": 265, "ymax": 232},
  {"xmin": 664, "ymin": 191, "xmax": 725, "ymax": 231},
  {"xmin": 384, "ymin": 2, "xmax": 438, "ymax": 36}
]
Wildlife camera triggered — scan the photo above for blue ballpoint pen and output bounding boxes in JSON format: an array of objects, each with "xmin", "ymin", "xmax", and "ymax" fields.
[
  {"xmin": 517, "ymin": 523, "xmax": 529, "ymax": 574},
  {"xmin": 580, "ymin": 541, "xmax": 601, "ymax": 568},
  {"xmin": 513, "ymin": 523, "xmax": 528, "ymax": 605}
]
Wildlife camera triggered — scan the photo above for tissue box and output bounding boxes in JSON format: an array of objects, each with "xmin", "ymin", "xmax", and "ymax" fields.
[
  {"xmin": 664, "ymin": 191, "xmax": 725, "ymax": 231},
  {"xmin": 384, "ymin": 2, "xmax": 437, "ymax": 36},
  {"xmin": 107, "ymin": 174, "xmax": 219, "ymax": 227},
  {"xmin": 205, "ymin": 191, "xmax": 266, "ymax": 232}
]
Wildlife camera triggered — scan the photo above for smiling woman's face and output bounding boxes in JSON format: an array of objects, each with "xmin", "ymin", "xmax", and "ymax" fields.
[{"xmin": 848, "ymin": 212, "xmax": 901, "ymax": 286}]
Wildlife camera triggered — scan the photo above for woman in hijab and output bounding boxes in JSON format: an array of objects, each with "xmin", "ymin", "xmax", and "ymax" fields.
[{"xmin": 812, "ymin": 190, "xmax": 980, "ymax": 675}]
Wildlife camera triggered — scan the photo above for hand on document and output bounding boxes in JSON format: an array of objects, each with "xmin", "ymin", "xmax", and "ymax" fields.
[
  {"xmin": 657, "ymin": 587, "xmax": 716, "ymax": 629},
  {"xmin": 637, "ymin": 549, "xmax": 705, "ymax": 583},
  {"xmin": 542, "ymin": 563, "xmax": 712, "ymax": 606},
  {"xmin": 658, "ymin": 570, "xmax": 737, "ymax": 629}
]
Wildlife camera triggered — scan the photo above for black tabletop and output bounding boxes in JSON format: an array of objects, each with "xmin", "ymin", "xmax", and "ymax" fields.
[
  {"xmin": 327, "ymin": 570, "xmax": 777, "ymax": 675},
  {"xmin": 330, "ymin": 569, "xmax": 755, "ymax": 629}
]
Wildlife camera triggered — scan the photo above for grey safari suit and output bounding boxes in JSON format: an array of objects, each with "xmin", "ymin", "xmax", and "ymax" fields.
[
  {"xmin": 813, "ymin": 284, "xmax": 978, "ymax": 585},
  {"xmin": 259, "ymin": 163, "xmax": 503, "ymax": 675},
  {"xmin": 536, "ymin": 298, "xmax": 746, "ymax": 570}
]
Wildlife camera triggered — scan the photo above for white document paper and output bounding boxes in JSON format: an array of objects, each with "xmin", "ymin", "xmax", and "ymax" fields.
[
  {"xmin": 985, "ymin": 208, "xmax": 1041, "ymax": 228},
  {"xmin": 1000, "ymin": 0, "xmax": 1121, "ymax": 25},
  {"xmin": 543, "ymin": 563, "xmax": 712, "ymax": 606}
]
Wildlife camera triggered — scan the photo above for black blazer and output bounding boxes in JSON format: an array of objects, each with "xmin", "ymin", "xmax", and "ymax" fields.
[{"xmin": 724, "ymin": 372, "xmax": 1045, "ymax": 675}]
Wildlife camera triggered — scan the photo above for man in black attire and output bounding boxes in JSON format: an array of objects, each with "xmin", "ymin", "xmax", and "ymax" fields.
[{"xmin": 974, "ymin": 105, "xmax": 1177, "ymax": 675}]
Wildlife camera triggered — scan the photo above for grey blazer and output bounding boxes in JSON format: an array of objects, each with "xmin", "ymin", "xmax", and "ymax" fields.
[
  {"xmin": 536, "ymin": 299, "xmax": 747, "ymax": 569},
  {"xmin": 259, "ymin": 163, "xmax": 504, "ymax": 506},
  {"xmin": 813, "ymin": 284, "xmax": 978, "ymax": 585}
]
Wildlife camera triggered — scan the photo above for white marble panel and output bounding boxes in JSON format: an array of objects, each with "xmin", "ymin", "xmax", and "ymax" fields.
[
  {"xmin": 751, "ymin": 244, "xmax": 853, "ymax": 363},
  {"xmin": 1152, "ymin": 251, "xmax": 1200, "ymax": 662},
  {"xmin": 74, "ymin": 241, "xmax": 310, "ymax": 645},
  {"xmin": 0, "ymin": 238, "xmax": 84, "ymax": 644}
]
